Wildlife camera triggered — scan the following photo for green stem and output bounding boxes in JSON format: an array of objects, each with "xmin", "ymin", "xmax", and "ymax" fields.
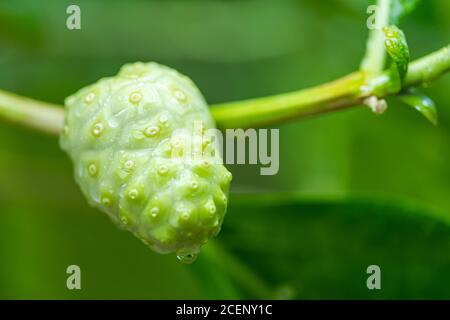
[
  {"xmin": 0, "ymin": 45, "xmax": 449, "ymax": 135},
  {"xmin": 404, "ymin": 45, "xmax": 450, "ymax": 87},
  {"xmin": 212, "ymin": 72, "xmax": 365, "ymax": 129},
  {"xmin": 212, "ymin": 44, "xmax": 450, "ymax": 129},
  {"xmin": 360, "ymin": 0, "xmax": 391, "ymax": 74},
  {"xmin": 0, "ymin": 89, "xmax": 64, "ymax": 135}
]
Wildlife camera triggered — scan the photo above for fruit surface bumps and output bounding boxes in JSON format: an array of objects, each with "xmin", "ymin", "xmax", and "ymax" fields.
[{"xmin": 60, "ymin": 62, "xmax": 232, "ymax": 257}]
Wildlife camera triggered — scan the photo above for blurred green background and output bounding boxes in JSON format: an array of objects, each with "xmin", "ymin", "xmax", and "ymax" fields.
[{"xmin": 0, "ymin": 0, "xmax": 449, "ymax": 299}]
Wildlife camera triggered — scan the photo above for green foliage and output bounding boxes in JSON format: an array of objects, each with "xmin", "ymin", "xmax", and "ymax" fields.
[
  {"xmin": 367, "ymin": 2, "xmax": 439, "ymax": 125},
  {"xmin": 383, "ymin": 25, "xmax": 410, "ymax": 85},
  {"xmin": 0, "ymin": 0, "xmax": 449, "ymax": 299},
  {"xmin": 361, "ymin": 0, "xmax": 419, "ymax": 75},
  {"xmin": 192, "ymin": 195, "xmax": 450, "ymax": 299},
  {"xmin": 399, "ymin": 90, "xmax": 438, "ymax": 125}
]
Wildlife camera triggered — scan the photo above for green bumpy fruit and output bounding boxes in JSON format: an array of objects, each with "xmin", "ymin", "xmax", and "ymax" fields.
[{"xmin": 60, "ymin": 62, "xmax": 232, "ymax": 260}]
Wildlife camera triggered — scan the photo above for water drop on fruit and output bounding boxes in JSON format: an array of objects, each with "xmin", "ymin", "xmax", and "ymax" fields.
[{"xmin": 176, "ymin": 252, "xmax": 198, "ymax": 264}]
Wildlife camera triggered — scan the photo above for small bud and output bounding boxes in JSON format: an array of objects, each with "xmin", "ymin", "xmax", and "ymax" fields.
[{"xmin": 364, "ymin": 96, "xmax": 388, "ymax": 115}]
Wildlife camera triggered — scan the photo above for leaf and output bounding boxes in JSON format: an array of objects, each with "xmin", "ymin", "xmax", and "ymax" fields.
[
  {"xmin": 399, "ymin": 90, "xmax": 438, "ymax": 125},
  {"xmin": 383, "ymin": 25, "xmax": 410, "ymax": 85},
  {"xmin": 361, "ymin": 0, "xmax": 417, "ymax": 74},
  {"xmin": 191, "ymin": 194, "xmax": 450, "ymax": 299}
]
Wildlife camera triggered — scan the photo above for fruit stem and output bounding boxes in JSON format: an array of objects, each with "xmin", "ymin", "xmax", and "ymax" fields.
[{"xmin": 0, "ymin": 45, "xmax": 449, "ymax": 135}]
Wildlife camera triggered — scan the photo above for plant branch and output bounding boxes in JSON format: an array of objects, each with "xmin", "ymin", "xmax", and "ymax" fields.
[
  {"xmin": 212, "ymin": 44, "xmax": 450, "ymax": 129},
  {"xmin": 404, "ymin": 45, "xmax": 450, "ymax": 87},
  {"xmin": 212, "ymin": 71, "xmax": 365, "ymax": 129},
  {"xmin": 0, "ymin": 89, "xmax": 64, "ymax": 135},
  {"xmin": 360, "ymin": 0, "xmax": 391, "ymax": 74},
  {"xmin": 0, "ymin": 45, "xmax": 449, "ymax": 135}
]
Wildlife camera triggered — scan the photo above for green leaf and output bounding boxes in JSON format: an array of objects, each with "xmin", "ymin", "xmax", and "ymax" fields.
[
  {"xmin": 191, "ymin": 194, "xmax": 450, "ymax": 299},
  {"xmin": 399, "ymin": 90, "xmax": 438, "ymax": 125},
  {"xmin": 383, "ymin": 25, "xmax": 410, "ymax": 85},
  {"xmin": 361, "ymin": 0, "xmax": 418, "ymax": 74}
]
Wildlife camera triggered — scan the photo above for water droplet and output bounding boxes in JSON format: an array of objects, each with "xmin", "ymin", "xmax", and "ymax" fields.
[
  {"xmin": 129, "ymin": 92, "xmax": 142, "ymax": 104},
  {"xmin": 144, "ymin": 125, "xmax": 160, "ymax": 137},
  {"xmin": 176, "ymin": 252, "xmax": 198, "ymax": 264}
]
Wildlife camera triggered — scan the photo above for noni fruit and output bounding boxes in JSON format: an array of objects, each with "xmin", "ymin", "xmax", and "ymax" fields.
[{"xmin": 60, "ymin": 62, "xmax": 232, "ymax": 262}]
